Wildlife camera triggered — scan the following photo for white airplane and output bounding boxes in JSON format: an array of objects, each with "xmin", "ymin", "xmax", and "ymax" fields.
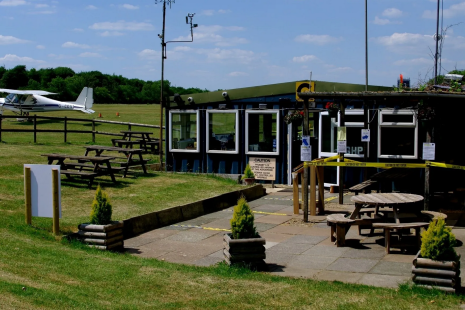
[{"xmin": 0, "ymin": 87, "xmax": 95, "ymax": 116}]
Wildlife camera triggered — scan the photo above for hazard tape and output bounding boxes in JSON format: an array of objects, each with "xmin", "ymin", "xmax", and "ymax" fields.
[
  {"xmin": 304, "ymin": 161, "xmax": 427, "ymax": 168},
  {"xmin": 427, "ymin": 161, "xmax": 465, "ymax": 171}
]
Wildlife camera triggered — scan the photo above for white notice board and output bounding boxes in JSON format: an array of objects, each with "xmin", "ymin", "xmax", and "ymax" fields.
[
  {"xmin": 24, "ymin": 164, "xmax": 61, "ymax": 218},
  {"xmin": 249, "ymin": 157, "xmax": 276, "ymax": 181}
]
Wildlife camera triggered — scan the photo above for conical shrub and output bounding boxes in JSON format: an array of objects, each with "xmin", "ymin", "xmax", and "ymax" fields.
[
  {"xmin": 230, "ymin": 196, "xmax": 257, "ymax": 239},
  {"xmin": 420, "ymin": 218, "xmax": 457, "ymax": 261},
  {"xmin": 89, "ymin": 185, "xmax": 112, "ymax": 225}
]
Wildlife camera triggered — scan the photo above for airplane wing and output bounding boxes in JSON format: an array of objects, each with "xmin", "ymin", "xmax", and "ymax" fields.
[{"xmin": 0, "ymin": 89, "xmax": 58, "ymax": 96}]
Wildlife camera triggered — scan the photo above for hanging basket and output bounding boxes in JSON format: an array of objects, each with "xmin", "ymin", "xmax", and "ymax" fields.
[{"xmin": 328, "ymin": 110, "xmax": 338, "ymax": 118}]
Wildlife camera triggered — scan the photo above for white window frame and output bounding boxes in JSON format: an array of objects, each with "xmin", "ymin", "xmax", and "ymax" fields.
[
  {"xmin": 378, "ymin": 109, "xmax": 418, "ymax": 159},
  {"xmin": 169, "ymin": 110, "xmax": 200, "ymax": 153},
  {"xmin": 245, "ymin": 110, "xmax": 280, "ymax": 155},
  {"xmin": 206, "ymin": 110, "xmax": 239, "ymax": 154}
]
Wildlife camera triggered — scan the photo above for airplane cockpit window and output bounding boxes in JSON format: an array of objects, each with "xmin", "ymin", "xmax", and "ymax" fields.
[{"xmin": 5, "ymin": 94, "xmax": 19, "ymax": 104}]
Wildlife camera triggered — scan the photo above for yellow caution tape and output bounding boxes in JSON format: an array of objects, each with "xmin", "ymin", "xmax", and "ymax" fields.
[
  {"xmin": 202, "ymin": 227, "xmax": 231, "ymax": 232},
  {"xmin": 304, "ymin": 161, "xmax": 427, "ymax": 168},
  {"xmin": 253, "ymin": 211, "xmax": 289, "ymax": 216},
  {"xmin": 427, "ymin": 161, "xmax": 465, "ymax": 171},
  {"xmin": 324, "ymin": 192, "xmax": 350, "ymax": 202}
]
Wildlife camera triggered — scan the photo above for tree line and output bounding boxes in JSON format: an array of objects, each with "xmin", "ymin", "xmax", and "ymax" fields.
[{"xmin": 0, "ymin": 65, "xmax": 209, "ymax": 104}]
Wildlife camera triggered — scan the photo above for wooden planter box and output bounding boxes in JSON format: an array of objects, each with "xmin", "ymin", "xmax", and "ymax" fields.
[
  {"xmin": 242, "ymin": 178, "xmax": 256, "ymax": 185},
  {"xmin": 78, "ymin": 221, "xmax": 124, "ymax": 251},
  {"xmin": 412, "ymin": 251, "xmax": 461, "ymax": 293},
  {"xmin": 223, "ymin": 233, "xmax": 266, "ymax": 267}
]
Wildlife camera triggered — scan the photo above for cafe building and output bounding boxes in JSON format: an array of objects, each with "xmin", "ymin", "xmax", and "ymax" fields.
[{"xmin": 165, "ymin": 80, "xmax": 465, "ymax": 192}]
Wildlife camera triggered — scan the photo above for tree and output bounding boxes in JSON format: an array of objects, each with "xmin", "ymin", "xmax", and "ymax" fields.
[{"xmin": 0, "ymin": 65, "xmax": 29, "ymax": 89}]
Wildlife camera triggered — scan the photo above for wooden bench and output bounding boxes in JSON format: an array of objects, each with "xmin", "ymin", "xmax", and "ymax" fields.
[
  {"xmin": 327, "ymin": 214, "xmax": 355, "ymax": 247},
  {"xmin": 421, "ymin": 211, "xmax": 447, "ymax": 221},
  {"xmin": 349, "ymin": 180, "xmax": 377, "ymax": 195},
  {"xmin": 372, "ymin": 222, "xmax": 429, "ymax": 254}
]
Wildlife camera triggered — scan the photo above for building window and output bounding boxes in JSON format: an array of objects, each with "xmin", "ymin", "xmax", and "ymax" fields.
[
  {"xmin": 169, "ymin": 110, "xmax": 199, "ymax": 153},
  {"xmin": 378, "ymin": 110, "xmax": 417, "ymax": 159},
  {"xmin": 206, "ymin": 110, "xmax": 239, "ymax": 154},
  {"xmin": 245, "ymin": 110, "xmax": 280, "ymax": 155}
]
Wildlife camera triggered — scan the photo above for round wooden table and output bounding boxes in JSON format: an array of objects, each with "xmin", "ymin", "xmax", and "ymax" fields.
[{"xmin": 350, "ymin": 193, "xmax": 424, "ymax": 223}]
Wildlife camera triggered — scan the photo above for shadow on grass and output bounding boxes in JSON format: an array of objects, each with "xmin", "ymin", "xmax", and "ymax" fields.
[{"xmin": 60, "ymin": 178, "xmax": 132, "ymax": 190}]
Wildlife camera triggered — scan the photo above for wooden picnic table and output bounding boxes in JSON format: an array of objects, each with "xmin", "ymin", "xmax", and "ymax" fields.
[
  {"xmin": 120, "ymin": 130, "xmax": 154, "ymax": 141},
  {"xmin": 83, "ymin": 145, "xmax": 148, "ymax": 177},
  {"xmin": 112, "ymin": 130, "xmax": 159, "ymax": 154},
  {"xmin": 42, "ymin": 153, "xmax": 120, "ymax": 188}
]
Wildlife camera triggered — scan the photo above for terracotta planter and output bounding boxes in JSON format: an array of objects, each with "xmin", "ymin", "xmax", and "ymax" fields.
[
  {"xmin": 412, "ymin": 250, "xmax": 461, "ymax": 293},
  {"xmin": 242, "ymin": 178, "xmax": 256, "ymax": 185},
  {"xmin": 223, "ymin": 233, "xmax": 266, "ymax": 267},
  {"xmin": 78, "ymin": 221, "xmax": 124, "ymax": 251}
]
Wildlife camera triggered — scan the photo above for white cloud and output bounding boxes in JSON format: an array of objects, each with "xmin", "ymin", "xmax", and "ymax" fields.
[
  {"xmin": 48, "ymin": 54, "xmax": 74, "ymax": 60},
  {"xmin": 229, "ymin": 71, "xmax": 248, "ymax": 77},
  {"xmin": 197, "ymin": 48, "xmax": 257, "ymax": 64},
  {"xmin": 0, "ymin": 54, "xmax": 45, "ymax": 64},
  {"xmin": 423, "ymin": 2, "xmax": 465, "ymax": 19},
  {"xmin": 86, "ymin": 5, "xmax": 97, "ymax": 10},
  {"xmin": 137, "ymin": 49, "xmax": 160, "ymax": 60},
  {"xmin": 36, "ymin": 45, "xmax": 45, "ymax": 49},
  {"xmin": 173, "ymin": 46, "xmax": 192, "ymax": 52},
  {"xmin": 202, "ymin": 10, "xmax": 214, "ymax": 16},
  {"xmin": 294, "ymin": 34, "xmax": 342, "ymax": 45},
  {"xmin": 89, "ymin": 21, "xmax": 154, "ymax": 31},
  {"xmin": 121, "ymin": 4, "xmax": 138, "ymax": 10},
  {"xmin": 292, "ymin": 55, "xmax": 318, "ymax": 63},
  {"xmin": 326, "ymin": 66, "xmax": 353, "ymax": 73},
  {"xmin": 393, "ymin": 58, "xmax": 432, "ymax": 66},
  {"xmin": 62, "ymin": 41, "xmax": 91, "ymax": 49},
  {"xmin": 0, "ymin": 0, "xmax": 26, "ymax": 6},
  {"xmin": 73, "ymin": 28, "xmax": 84, "ymax": 32},
  {"xmin": 218, "ymin": 9, "xmax": 229, "ymax": 14},
  {"xmin": 28, "ymin": 10, "xmax": 55, "ymax": 15},
  {"xmin": 35, "ymin": 3, "xmax": 49, "ymax": 8},
  {"xmin": 99, "ymin": 31, "xmax": 124, "ymax": 37},
  {"xmin": 173, "ymin": 25, "xmax": 248, "ymax": 47},
  {"xmin": 79, "ymin": 52, "xmax": 102, "ymax": 58},
  {"xmin": 0, "ymin": 35, "xmax": 29, "ymax": 45},
  {"xmin": 375, "ymin": 32, "xmax": 432, "ymax": 47},
  {"xmin": 382, "ymin": 8, "xmax": 403, "ymax": 18},
  {"xmin": 374, "ymin": 16, "xmax": 390, "ymax": 25}
]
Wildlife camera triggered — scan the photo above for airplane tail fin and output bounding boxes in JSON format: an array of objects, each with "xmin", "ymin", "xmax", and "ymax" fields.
[{"xmin": 74, "ymin": 87, "xmax": 94, "ymax": 114}]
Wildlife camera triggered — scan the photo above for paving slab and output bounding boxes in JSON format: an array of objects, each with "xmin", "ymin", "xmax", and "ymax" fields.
[
  {"xmin": 341, "ymin": 247, "xmax": 386, "ymax": 260},
  {"xmin": 264, "ymin": 252, "xmax": 296, "ymax": 265},
  {"xmin": 369, "ymin": 261, "xmax": 412, "ymax": 276},
  {"xmin": 165, "ymin": 229, "xmax": 219, "ymax": 243},
  {"xmin": 202, "ymin": 218, "xmax": 232, "ymax": 230},
  {"xmin": 124, "ymin": 229, "xmax": 179, "ymax": 247},
  {"xmin": 255, "ymin": 215, "xmax": 294, "ymax": 225},
  {"xmin": 298, "ymin": 227, "xmax": 331, "ymax": 237},
  {"xmin": 253, "ymin": 204, "xmax": 294, "ymax": 212},
  {"xmin": 302, "ymin": 244, "xmax": 349, "ymax": 257},
  {"xmin": 258, "ymin": 231, "xmax": 294, "ymax": 243},
  {"xmin": 287, "ymin": 255, "xmax": 338, "ymax": 270},
  {"xmin": 192, "ymin": 256, "xmax": 224, "ymax": 267},
  {"xmin": 266, "ymin": 242, "xmax": 315, "ymax": 254},
  {"xmin": 382, "ymin": 254, "xmax": 416, "ymax": 263},
  {"xmin": 357, "ymin": 274, "xmax": 410, "ymax": 288},
  {"xmin": 285, "ymin": 235, "xmax": 328, "ymax": 245},
  {"xmin": 265, "ymin": 225, "xmax": 308, "ymax": 235},
  {"xmin": 256, "ymin": 222, "xmax": 278, "ymax": 232},
  {"xmin": 326, "ymin": 258, "xmax": 379, "ymax": 273},
  {"xmin": 314, "ymin": 270, "xmax": 364, "ymax": 284}
]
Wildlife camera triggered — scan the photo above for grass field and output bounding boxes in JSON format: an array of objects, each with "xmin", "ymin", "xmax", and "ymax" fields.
[{"xmin": 1, "ymin": 105, "xmax": 464, "ymax": 309}]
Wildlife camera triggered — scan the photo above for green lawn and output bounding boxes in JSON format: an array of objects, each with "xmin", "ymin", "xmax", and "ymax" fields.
[{"xmin": 0, "ymin": 106, "xmax": 464, "ymax": 309}]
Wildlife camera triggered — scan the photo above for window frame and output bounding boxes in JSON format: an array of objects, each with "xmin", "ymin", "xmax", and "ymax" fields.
[
  {"xmin": 377, "ymin": 109, "xmax": 418, "ymax": 159},
  {"xmin": 245, "ymin": 109, "xmax": 280, "ymax": 155},
  {"xmin": 169, "ymin": 110, "xmax": 200, "ymax": 153},
  {"xmin": 206, "ymin": 110, "xmax": 239, "ymax": 154}
]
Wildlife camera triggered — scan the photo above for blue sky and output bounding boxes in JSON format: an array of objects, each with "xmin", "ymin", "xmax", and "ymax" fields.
[{"xmin": 1, "ymin": 0, "xmax": 464, "ymax": 91}]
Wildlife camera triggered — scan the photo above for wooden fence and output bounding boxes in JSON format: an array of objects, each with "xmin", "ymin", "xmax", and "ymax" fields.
[{"xmin": 0, "ymin": 115, "xmax": 165, "ymax": 143}]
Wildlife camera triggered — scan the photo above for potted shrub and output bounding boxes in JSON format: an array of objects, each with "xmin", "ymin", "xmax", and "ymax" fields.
[
  {"xmin": 284, "ymin": 110, "xmax": 304, "ymax": 125},
  {"xmin": 241, "ymin": 164, "xmax": 256, "ymax": 185},
  {"xmin": 412, "ymin": 218, "xmax": 460, "ymax": 293},
  {"xmin": 223, "ymin": 197, "xmax": 266, "ymax": 268},
  {"xmin": 78, "ymin": 185, "xmax": 124, "ymax": 251},
  {"xmin": 325, "ymin": 102, "xmax": 339, "ymax": 118}
]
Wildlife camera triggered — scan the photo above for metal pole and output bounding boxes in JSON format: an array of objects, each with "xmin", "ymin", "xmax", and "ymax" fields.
[
  {"xmin": 159, "ymin": 0, "xmax": 166, "ymax": 166},
  {"xmin": 434, "ymin": 0, "xmax": 440, "ymax": 84},
  {"xmin": 363, "ymin": 101, "xmax": 368, "ymax": 181},
  {"xmin": 365, "ymin": 0, "xmax": 368, "ymax": 91},
  {"xmin": 338, "ymin": 102, "xmax": 345, "ymax": 204},
  {"xmin": 303, "ymin": 99, "xmax": 309, "ymax": 222},
  {"xmin": 24, "ymin": 167, "xmax": 32, "ymax": 225}
]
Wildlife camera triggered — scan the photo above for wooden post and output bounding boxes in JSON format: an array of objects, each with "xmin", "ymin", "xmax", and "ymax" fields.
[
  {"xmin": 338, "ymin": 102, "xmax": 345, "ymax": 204},
  {"xmin": 363, "ymin": 101, "xmax": 368, "ymax": 181},
  {"xmin": 33, "ymin": 115, "xmax": 37, "ymax": 143},
  {"xmin": 24, "ymin": 166, "xmax": 32, "ymax": 225},
  {"xmin": 92, "ymin": 119, "xmax": 95, "ymax": 143},
  {"xmin": 316, "ymin": 166, "xmax": 325, "ymax": 214},
  {"xmin": 310, "ymin": 165, "xmax": 317, "ymax": 216},
  {"xmin": 293, "ymin": 173, "xmax": 300, "ymax": 214},
  {"xmin": 64, "ymin": 116, "xmax": 67, "ymax": 143},
  {"xmin": 424, "ymin": 129, "xmax": 432, "ymax": 210},
  {"xmin": 52, "ymin": 168, "xmax": 59, "ymax": 236},
  {"xmin": 303, "ymin": 99, "xmax": 309, "ymax": 222},
  {"xmin": 128, "ymin": 124, "xmax": 132, "ymax": 131}
]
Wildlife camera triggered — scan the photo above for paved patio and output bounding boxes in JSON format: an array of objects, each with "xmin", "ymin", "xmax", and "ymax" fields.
[{"xmin": 125, "ymin": 187, "xmax": 465, "ymax": 289}]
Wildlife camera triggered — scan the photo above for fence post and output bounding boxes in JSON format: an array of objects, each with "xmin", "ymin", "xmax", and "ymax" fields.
[
  {"xmin": 128, "ymin": 123, "xmax": 131, "ymax": 131},
  {"xmin": 64, "ymin": 116, "xmax": 67, "ymax": 143},
  {"xmin": 33, "ymin": 115, "xmax": 37, "ymax": 143},
  {"xmin": 92, "ymin": 119, "xmax": 95, "ymax": 143}
]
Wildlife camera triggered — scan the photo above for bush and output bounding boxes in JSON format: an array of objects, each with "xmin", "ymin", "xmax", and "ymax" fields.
[
  {"xmin": 241, "ymin": 164, "xmax": 255, "ymax": 180},
  {"xmin": 420, "ymin": 218, "xmax": 458, "ymax": 261},
  {"xmin": 230, "ymin": 197, "xmax": 258, "ymax": 239},
  {"xmin": 89, "ymin": 185, "xmax": 112, "ymax": 225}
]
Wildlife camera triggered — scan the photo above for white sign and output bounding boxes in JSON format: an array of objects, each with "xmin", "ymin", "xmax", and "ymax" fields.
[
  {"xmin": 337, "ymin": 141, "xmax": 347, "ymax": 153},
  {"xmin": 302, "ymin": 135, "xmax": 310, "ymax": 147},
  {"xmin": 301, "ymin": 146, "xmax": 312, "ymax": 161},
  {"xmin": 24, "ymin": 164, "xmax": 61, "ymax": 218},
  {"xmin": 423, "ymin": 143, "xmax": 435, "ymax": 160},
  {"xmin": 361, "ymin": 129, "xmax": 370, "ymax": 142},
  {"xmin": 249, "ymin": 157, "xmax": 276, "ymax": 181}
]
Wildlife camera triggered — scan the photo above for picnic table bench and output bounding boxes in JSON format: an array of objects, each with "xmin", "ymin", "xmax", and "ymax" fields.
[
  {"xmin": 349, "ymin": 180, "xmax": 378, "ymax": 195},
  {"xmin": 112, "ymin": 130, "xmax": 159, "ymax": 154},
  {"xmin": 84, "ymin": 145, "xmax": 149, "ymax": 177},
  {"xmin": 372, "ymin": 222, "xmax": 429, "ymax": 254},
  {"xmin": 42, "ymin": 154, "xmax": 121, "ymax": 188}
]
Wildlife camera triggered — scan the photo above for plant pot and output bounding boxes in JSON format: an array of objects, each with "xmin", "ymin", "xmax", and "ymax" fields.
[
  {"xmin": 223, "ymin": 233, "xmax": 266, "ymax": 267},
  {"xmin": 78, "ymin": 221, "xmax": 124, "ymax": 251},
  {"xmin": 328, "ymin": 110, "xmax": 338, "ymax": 118},
  {"xmin": 412, "ymin": 250, "xmax": 461, "ymax": 293},
  {"xmin": 242, "ymin": 178, "xmax": 256, "ymax": 185}
]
